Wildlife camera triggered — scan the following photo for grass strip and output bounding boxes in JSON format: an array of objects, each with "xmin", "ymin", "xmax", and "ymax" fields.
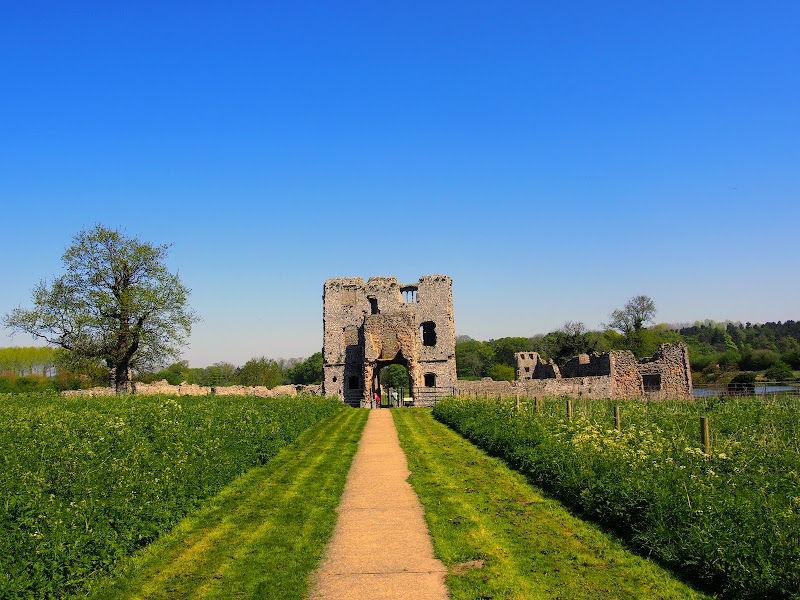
[
  {"xmin": 85, "ymin": 408, "xmax": 368, "ymax": 600},
  {"xmin": 392, "ymin": 408, "xmax": 713, "ymax": 600}
]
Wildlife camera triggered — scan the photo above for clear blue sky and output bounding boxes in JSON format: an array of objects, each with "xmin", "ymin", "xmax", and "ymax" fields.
[{"xmin": 2, "ymin": 1, "xmax": 798, "ymax": 367}]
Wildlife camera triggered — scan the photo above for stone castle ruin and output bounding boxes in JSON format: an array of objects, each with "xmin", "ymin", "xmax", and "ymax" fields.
[{"xmin": 322, "ymin": 275, "xmax": 456, "ymax": 406}]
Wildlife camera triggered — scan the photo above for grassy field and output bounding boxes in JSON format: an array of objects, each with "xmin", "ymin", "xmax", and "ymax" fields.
[
  {"xmin": 432, "ymin": 396, "xmax": 800, "ymax": 600},
  {"xmin": 85, "ymin": 407, "xmax": 368, "ymax": 600},
  {"xmin": 0, "ymin": 392, "xmax": 347, "ymax": 599},
  {"xmin": 393, "ymin": 408, "xmax": 712, "ymax": 600}
]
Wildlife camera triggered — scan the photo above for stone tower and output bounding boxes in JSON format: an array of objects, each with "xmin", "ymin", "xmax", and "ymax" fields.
[{"xmin": 322, "ymin": 275, "xmax": 456, "ymax": 406}]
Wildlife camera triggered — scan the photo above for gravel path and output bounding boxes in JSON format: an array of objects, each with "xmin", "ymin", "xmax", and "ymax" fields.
[{"xmin": 309, "ymin": 409, "xmax": 449, "ymax": 600}]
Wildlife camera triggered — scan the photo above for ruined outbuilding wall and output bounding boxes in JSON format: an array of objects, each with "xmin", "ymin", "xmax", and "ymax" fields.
[
  {"xmin": 455, "ymin": 376, "xmax": 615, "ymax": 399},
  {"xmin": 322, "ymin": 275, "xmax": 456, "ymax": 406},
  {"xmin": 515, "ymin": 352, "xmax": 560, "ymax": 380},
  {"xmin": 636, "ymin": 344, "xmax": 693, "ymax": 399},
  {"xmin": 509, "ymin": 344, "xmax": 692, "ymax": 400}
]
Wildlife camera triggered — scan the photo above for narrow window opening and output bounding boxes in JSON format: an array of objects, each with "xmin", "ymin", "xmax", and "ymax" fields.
[
  {"xmin": 424, "ymin": 373, "xmax": 436, "ymax": 387},
  {"xmin": 368, "ymin": 297, "xmax": 379, "ymax": 314},
  {"xmin": 420, "ymin": 321, "xmax": 436, "ymax": 346},
  {"xmin": 524, "ymin": 366, "xmax": 530, "ymax": 373}
]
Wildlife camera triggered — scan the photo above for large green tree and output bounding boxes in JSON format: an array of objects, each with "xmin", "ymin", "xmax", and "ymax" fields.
[
  {"xmin": 4, "ymin": 225, "xmax": 199, "ymax": 393},
  {"xmin": 604, "ymin": 295, "xmax": 658, "ymax": 357}
]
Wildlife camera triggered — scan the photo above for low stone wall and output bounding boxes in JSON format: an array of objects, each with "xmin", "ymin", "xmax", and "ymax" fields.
[
  {"xmin": 456, "ymin": 376, "xmax": 615, "ymax": 399},
  {"xmin": 60, "ymin": 381, "xmax": 323, "ymax": 398},
  {"xmin": 133, "ymin": 381, "xmax": 212, "ymax": 395},
  {"xmin": 61, "ymin": 386, "xmax": 117, "ymax": 398}
]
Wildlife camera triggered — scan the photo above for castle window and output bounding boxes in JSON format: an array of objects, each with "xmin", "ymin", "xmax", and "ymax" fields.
[
  {"xmin": 524, "ymin": 366, "xmax": 530, "ymax": 373},
  {"xmin": 368, "ymin": 297, "xmax": 379, "ymax": 314},
  {"xmin": 342, "ymin": 286, "xmax": 356, "ymax": 306},
  {"xmin": 401, "ymin": 286, "xmax": 418, "ymax": 303},
  {"xmin": 643, "ymin": 374, "xmax": 662, "ymax": 392},
  {"xmin": 344, "ymin": 325, "xmax": 359, "ymax": 346},
  {"xmin": 424, "ymin": 373, "xmax": 436, "ymax": 387},
  {"xmin": 420, "ymin": 321, "xmax": 436, "ymax": 346}
]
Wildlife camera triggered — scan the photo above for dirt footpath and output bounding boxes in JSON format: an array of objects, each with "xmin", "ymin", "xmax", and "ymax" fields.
[{"xmin": 309, "ymin": 409, "xmax": 449, "ymax": 600}]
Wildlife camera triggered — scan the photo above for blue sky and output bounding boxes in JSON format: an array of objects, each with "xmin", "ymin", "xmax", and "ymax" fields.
[{"xmin": 2, "ymin": 1, "xmax": 798, "ymax": 367}]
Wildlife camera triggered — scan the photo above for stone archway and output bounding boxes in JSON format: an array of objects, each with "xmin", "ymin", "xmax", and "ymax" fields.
[{"xmin": 362, "ymin": 312, "xmax": 420, "ymax": 406}]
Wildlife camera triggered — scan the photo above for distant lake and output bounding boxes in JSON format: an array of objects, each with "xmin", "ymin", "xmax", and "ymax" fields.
[{"xmin": 694, "ymin": 385, "xmax": 798, "ymax": 397}]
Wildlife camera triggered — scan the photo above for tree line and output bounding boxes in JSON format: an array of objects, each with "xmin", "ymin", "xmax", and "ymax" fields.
[
  {"xmin": 138, "ymin": 353, "xmax": 324, "ymax": 388},
  {"xmin": 456, "ymin": 318, "xmax": 800, "ymax": 384}
]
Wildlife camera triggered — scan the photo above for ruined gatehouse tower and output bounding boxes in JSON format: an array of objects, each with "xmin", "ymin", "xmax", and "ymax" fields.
[{"xmin": 322, "ymin": 275, "xmax": 456, "ymax": 406}]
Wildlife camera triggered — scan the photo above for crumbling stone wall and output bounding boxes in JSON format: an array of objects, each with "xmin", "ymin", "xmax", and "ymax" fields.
[
  {"xmin": 510, "ymin": 344, "xmax": 692, "ymax": 400},
  {"xmin": 60, "ymin": 381, "xmax": 322, "ymax": 398},
  {"xmin": 455, "ymin": 376, "xmax": 615, "ymax": 400},
  {"xmin": 515, "ymin": 352, "xmax": 560, "ymax": 380},
  {"xmin": 611, "ymin": 351, "xmax": 644, "ymax": 398},
  {"xmin": 560, "ymin": 352, "xmax": 612, "ymax": 378},
  {"xmin": 322, "ymin": 275, "xmax": 456, "ymax": 406},
  {"xmin": 636, "ymin": 344, "xmax": 693, "ymax": 399}
]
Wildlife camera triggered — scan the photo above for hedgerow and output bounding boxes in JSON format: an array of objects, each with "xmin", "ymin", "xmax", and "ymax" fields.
[
  {"xmin": 0, "ymin": 392, "xmax": 345, "ymax": 599},
  {"xmin": 433, "ymin": 396, "xmax": 800, "ymax": 600}
]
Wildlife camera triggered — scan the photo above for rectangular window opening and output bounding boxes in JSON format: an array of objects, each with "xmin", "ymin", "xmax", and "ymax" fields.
[{"xmin": 643, "ymin": 374, "xmax": 662, "ymax": 392}]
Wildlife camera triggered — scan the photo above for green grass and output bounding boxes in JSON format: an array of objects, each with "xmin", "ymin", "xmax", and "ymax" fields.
[
  {"xmin": 85, "ymin": 407, "xmax": 368, "ymax": 600},
  {"xmin": 393, "ymin": 408, "xmax": 712, "ymax": 600},
  {"xmin": 432, "ymin": 396, "xmax": 800, "ymax": 600},
  {"xmin": 0, "ymin": 392, "xmax": 347, "ymax": 599}
]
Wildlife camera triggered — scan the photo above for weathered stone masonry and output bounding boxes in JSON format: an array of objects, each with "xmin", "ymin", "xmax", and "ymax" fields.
[
  {"xmin": 322, "ymin": 275, "xmax": 456, "ymax": 406},
  {"xmin": 456, "ymin": 343, "xmax": 693, "ymax": 400}
]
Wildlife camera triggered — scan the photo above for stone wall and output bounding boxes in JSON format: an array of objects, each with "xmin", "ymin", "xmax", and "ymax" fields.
[
  {"xmin": 509, "ymin": 344, "xmax": 693, "ymax": 400},
  {"xmin": 455, "ymin": 376, "xmax": 615, "ymax": 399},
  {"xmin": 514, "ymin": 352, "xmax": 560, "ymax": 380},
  {"xmin": 636, "ymin": 343, "xmax": 693, "ymax": 399},
  {"xmin": 60, "ymin": 381, "xmax": 322, "ymax": 398}
]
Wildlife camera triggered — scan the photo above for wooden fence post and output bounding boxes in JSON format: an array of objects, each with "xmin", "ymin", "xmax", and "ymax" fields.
[
  {"xmin": 700, "ymin": 416, "xmax": 710, "ymax": 455},
  {"xmin": 614, "ymin": 406, "xmax": 621, "ymax": 432},
  {"xmin": 566, "ymin": 399, "xmax": 573, "ymax": 420},
  {"xmin": 516, "ymin": 392, "xmax": 520, "ymax": 414},
  {"xmin": 534, "ymin": 397, "xmax": 541, "ymax": 413}
]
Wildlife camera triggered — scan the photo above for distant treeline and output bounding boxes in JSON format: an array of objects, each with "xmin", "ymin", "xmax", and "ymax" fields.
[
  {"xmin": 137, "ymin": 352, "xmax": 324, "ymax": 389},
  {"xmin": 456, "ymin": 320, "xmax": 800, "ymax": 384},
  {"xmin": 0, "ymin": 347, "xmax": 324, "ymax": 394},
  {"xmin": 0, "ymin": 347, "xmax": 58, "ymax": 377}
]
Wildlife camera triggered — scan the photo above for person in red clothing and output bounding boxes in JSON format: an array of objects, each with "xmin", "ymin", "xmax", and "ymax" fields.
[{"xmin": 374, "ymin": 391, "xmax": 380, "ymax": 408}]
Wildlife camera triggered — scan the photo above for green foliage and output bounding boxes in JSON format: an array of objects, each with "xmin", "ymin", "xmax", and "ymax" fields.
[
  {"xmin": 433, "ymin": 396, "xmax": 800, "ymax": 600},
  {"xmin": 3, "ymin": 225, "xmax": 199, "ymax": 393},
  {"xmin": 488, "ymin": 363, "xmax": 515, "ymax": 381},
  {"xmin": 235, "ymin": 356, "xmax": 285, "ymax": 387},
  {"xmin": 0, "ymin": 346, "xmax": 57, "ymax": 376},
  {"xmin": 764, "ymin": 361, "xmax": 794, "ymax": 382},
  {"xmin": 541, "ymin": 322, "xmax": 599, "ymax": 363},
  {"xmin": 0, "ymin": 392, "xmax": 345, "ymax": 599},
  {"xmin": 394, "ymin": 410, "xmax": 711, "ymax": 600},
  {"xmin": 380, "ymin": 363, "xmax": 410, "ymax": 389},
  {"xmin": 605, "ymin": 294, "xmax": 657, "ymax": 335},
  {"xmin": 88, "ymin": 409, "xmax": 367, "ymax": 600},
  {"xmin": 455, "ymin": 339, "xmax": 495, "ymax": 379},
  {"xmin": 287, "ymin": 352, "xmax": 323, "ymax": 385},
  {"xmin": 489, "ymin": 337, "xmax": 531, "ymax": 367}
]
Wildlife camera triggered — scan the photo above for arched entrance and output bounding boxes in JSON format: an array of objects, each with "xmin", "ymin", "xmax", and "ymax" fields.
[{"xmin": 373, "ymin": 351, "xmax": 412, "ymax": 407}]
